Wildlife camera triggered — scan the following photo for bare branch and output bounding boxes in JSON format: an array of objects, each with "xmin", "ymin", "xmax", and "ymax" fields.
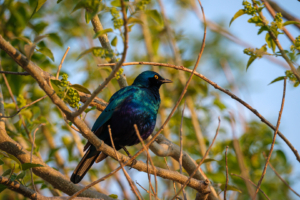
[
  {"xmin": 179, "ymin": 101, "xmax": 187, "ymax": 200},
  {"xmin": 231, "ymin": 173, "xmax": 270, "ymax": 200},
  {"xmin": 0, "ymin": 71, "xmax": 30, "ymax": 75},
  {"xmin": 99, "ymin": 61, "xmax": 300, "ymax": 163},
  {"xmin": 56, "ymin": 46, "xmax": 70, "ymax": 79},
  {"xmin": 253, "ymin": 78, "xmax": 287, "ymax": 199},
  {"xmin": 171, "ymin": 117, "xmax": 221, "ymax": 200},
  {"xmin": 224, "ymin": 146, "xmax": 229, "ymax": 200},
  {"xmin": 262, "ymin": 152, "xmax": 300, "ymax": 198},
  {"xmin": 108, "ymin": 125, "xmax": 142, "ymax": 200}
]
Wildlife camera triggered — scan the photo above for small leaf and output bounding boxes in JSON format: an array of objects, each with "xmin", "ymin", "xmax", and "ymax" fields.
[
  {"xmin": 21, "ymin": 163, "xmax": 43, "ymax": 171},
  {"xmin": 229, "ymin": 9, "xmax": 246, "ymax": 26},
  {"xmin": 283, "ymin": 21, "xmax": 300, "ymax": 26},
  {"xmin": 57, "ymin": 0, "xmax": 63, "ymax": 3},
  {"xmin": 16, "ymin": 171, "xmax": 26, "ymax": 180},
  {"xmin": 48, "ymin": 33, "xmax": 63, "ymax": 47},
  {"xmin": 72, "ymin": 1, "xmax": 85, "ymax": 13},
  {"xmin": 34, "ymin": 34, "xmax": 48, "ymax": 43},
  {"xmin": 0, "ymin": 184, "xmax": 7, "ymax": 193},
  {"xmin": 2, "ymin": 169, "xmax": 12, "ymax": 176},
  {"xmin": 84, "ymin": 106, "xmax": 97, "ymax": 114},
  {"xmin": 70, "ymin": 84, "xmax": 91, "ymax": 94},
  {"xmin": 77, "ymin": 47, "xmax": 103, "ymax": 60},
  {"xmin": 93, "ymin": 28, "xmax": 114, "ymax": 39},
  {"xmin": 220, "ymin": 184, "xmax": 242, "ymax": 193},
  {"xmin": 145, "ymin": 10, "xmax": 163, "ymax": 26},
  {"xmin": 246, "ymin": 55, "xmax": 257, "ymax": 70},
  {"xmin": 13, "ymin": 36, "xmax": 32, "ymax": 44},
  {"xmin": 0, "ymin": 150, "xmax": 22, "ymax": 168},
  {"xmin": 24, "ymin": 43, "xmax": 36, "ymax": 61},
  {"xmin": 108, "ymin": 194, "xmax": 118, "ymax": 199},
  {"xmin": 31, "ymin": 0, "xmax": 47, "ymax": 18},
  {"xmin": 0, "ymin": 160, "xmax": 4, "ymax": 165},
  {"xmin": 127, "ymin": 17, "xmax": 143, "ymax": 25},
  {"xmin": 111, "ymin": 36, "xmax": 118, "ymax": 47},
  {"xmin": 269, "ymin": 76, "xmax": 285, "ymax": 85},
  {"xmin": 265, "ymin": 33, "xmax": 276, "ymax": 53},
  {"xmin": 111, "ymin": 0, "xmax": 121, "ymax": 7},
  {"xmin": 257, "ymin": 26, "xmax": 269, "ymax": 35},
  {"xmin": 85, "ymin": 10, "xmax": 93, "ymax": 24},
  {"xmin": 196, "ymin": 158, "xmax": 219, "ymax": 164},
  {"xmin": 37, "ymin": 47, "xmax": 55, "ymax": 61}
]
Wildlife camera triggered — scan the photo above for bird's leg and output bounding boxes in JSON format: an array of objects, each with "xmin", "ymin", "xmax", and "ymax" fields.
[{"xmin": 121, "ymin": 146, "xmax": 137, "ymax": 169}]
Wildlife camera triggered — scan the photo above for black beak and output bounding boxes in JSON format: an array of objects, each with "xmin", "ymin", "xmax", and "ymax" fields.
[{"xmin": 160, "ymin": 79, "xmax": 172, "ymax": 84}]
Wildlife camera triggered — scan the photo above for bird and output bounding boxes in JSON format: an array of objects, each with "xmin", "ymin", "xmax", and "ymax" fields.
[{"xmin": 70, "ymin": 71, "xmax": 172, "ymax": 184}]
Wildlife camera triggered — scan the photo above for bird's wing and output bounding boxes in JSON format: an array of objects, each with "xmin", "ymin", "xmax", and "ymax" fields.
[{"xmin": 91, "ymin": 86, "xmax": 138, "ymax": 133}]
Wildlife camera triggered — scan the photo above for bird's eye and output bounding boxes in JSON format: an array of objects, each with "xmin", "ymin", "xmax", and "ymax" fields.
[{"xmin": 154, "ymin": 75, "xmax": 158, "ymax": 79}]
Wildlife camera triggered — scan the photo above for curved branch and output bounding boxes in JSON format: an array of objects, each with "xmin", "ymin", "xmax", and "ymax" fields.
[{"xmin": 98, "ymin": 61, "xmax": 300, "ymax": 163}]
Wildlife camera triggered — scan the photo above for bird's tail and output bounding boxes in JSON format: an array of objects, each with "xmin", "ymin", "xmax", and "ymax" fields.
[{"xmin": 70, "ymin": 146, "xmax": 100, "ymax": 184}]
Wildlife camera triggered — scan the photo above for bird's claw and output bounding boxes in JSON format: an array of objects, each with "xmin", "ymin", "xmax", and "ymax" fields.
[{"xmin": 129, "ymin": 157, "xmax": 137, "ymax": 170}]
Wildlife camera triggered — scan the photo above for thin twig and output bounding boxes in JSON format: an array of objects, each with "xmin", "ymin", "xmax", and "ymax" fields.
[
  {"xmin": 136, "ymin": 181, "xmax": 158, "ymax": 199},
  {"xmin": 134, "ymin": 124, "xmax": 157, "ymax": 199},
  {"xmin": 30, "ymin": 124, "xmax": 45, "ymax": 192},
  {"xmin": 224, "ymin": 146, "xmax": 229, "ymax": 200},
  {"xmin": 108, "ymin": 125, "xmax": 142, "ymax": 200},
  {"xmin": 262, "ymin": 152, "xmax": 300, "ymax": 198},
  {"xmin": 56, "ymin": 47, "xmax": 70, "ymax": 79},
  {"xmin": 179, "ymin": 101, "xmax": 187, "ymax": 200},
  {"xmin": 0, "ymin": 95, "xmax": 47, "ymax": 119},
  {"xmin": 253, "ymin": 78, "xmax": 287, "ymax": 199},
  {"xmin": 0, "ymin": 71, "xmax": 30, "ymax": 75},
  {"xmin": 231, "ymin": 173, "xmax": 270, "ymax": 200},
  {"xmin": 171, "ymin": 117, "xmax": 221, "ymax": 200},
  {"xmin": 98, "ymin": 61, "xmax": 300, "ymax": 163},
  {"xmin": 164, "ymin": 157, "xmax": 177, "ymax": 195},
  {"xmin": 72, "ymin": 0, "xmax": 129, "ymax": 117}
]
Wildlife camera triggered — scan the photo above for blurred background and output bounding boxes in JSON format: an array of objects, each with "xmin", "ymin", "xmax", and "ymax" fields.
[{"xmin": 0, "ymin": 0, "xmax": 299, "ymax": 199}]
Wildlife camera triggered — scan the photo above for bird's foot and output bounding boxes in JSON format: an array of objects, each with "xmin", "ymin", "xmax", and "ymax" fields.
[{"xmin": 129, "ymin": 157, "xmax": 137, "ymax": 170}]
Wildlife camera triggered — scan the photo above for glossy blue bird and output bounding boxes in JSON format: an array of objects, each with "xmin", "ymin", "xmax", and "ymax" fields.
[{"xmin": 71, "ymin": 71, "xmax": 172, "ymax": 184}]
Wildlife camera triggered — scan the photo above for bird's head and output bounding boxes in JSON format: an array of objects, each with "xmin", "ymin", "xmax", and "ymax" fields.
[{"xmin": 132, "ymin": 71, "xmax": 172, "ymax": 89}]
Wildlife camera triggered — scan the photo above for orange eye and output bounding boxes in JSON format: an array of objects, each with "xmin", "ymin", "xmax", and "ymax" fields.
[{"xmin": 154, "ymin": 75, "xmax": 158, "ymax": 79}]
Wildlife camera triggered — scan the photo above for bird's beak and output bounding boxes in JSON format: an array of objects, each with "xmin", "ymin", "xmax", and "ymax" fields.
[{"xmin": 160, "ymin": 79, "xmax": 172, "ymax": 84}]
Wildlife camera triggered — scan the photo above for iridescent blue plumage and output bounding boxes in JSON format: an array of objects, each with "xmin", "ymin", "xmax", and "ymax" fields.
[{"xmin": 71, "ymin": 71, "xmax": 172, "ymax": 183}]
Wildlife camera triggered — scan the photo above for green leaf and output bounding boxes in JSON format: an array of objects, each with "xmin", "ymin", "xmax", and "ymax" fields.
[
  {"xmin": 70, "ymin": 84, "xmax": 91, "ymax": 94},
  {"xmin": 48, "ymin": 33, "xmax": 63, "ymax": 47},
  {"xmin": 31, "ymin": 0, "xmax": 47, "ymax": 18},
  {"xmin": 84, "ymin": 106, "xmax": 97, "ymax": 114},
  {"xmin": 85, "ymin": 10, "xmax": 93, "ymax": 24},
  {"xmin": 127, "ymin": 17, "xmax": 143, "ymax": 25},
  {"xmin": 16, "ymin": 171, "xmax": 26, "ymax": 180},
  {"xmin": 145, "ymin": 10, "xmax": 163, "ymax": 26},
  {"xmin": 21, "ymin": 163, "xmax": 43, "ymax": 171},
  {"xmin": 111, "ymin": 0, "xmax": 121, "ymax": 7},
  {"xmin": 229, "ymin": 9, "xmax": 246, "ymax": 26},
  {"xmin": 13, "ymin": 36, "xmax": 32, "ymax": 44},
  {"xmin": 246, "ymin": 55, "xmax": 257, "ymax": 70},
  {"xmin": 265, "ymin": 33, "xmax": 276, "ymax": 53},
  {"xmin": 0, "ymin": 150, "xmax": 22, "ymax": 168},
  {"xmin": 77, "ymin": 47, "xmax": 103, "ymax": 60},
  {"xmin": 72, "ymin": 1, "xmax": 86, "ymax": 13},
  {"xmin": 268, "ymin": 76, "xmax": 285, "ymax": 85},
  {"xmin": 0, "ymin": 160, "xmax": 4, "ymax": 165},
  {"xmin": 257, "ymin": 26, "xmax": 269, "ymax": 35},
  {"xmin": 108, "ymin": 194, "xmax": 118, "ymax": 199},
  {"xmin": 111, "ymin": 36, "xmax": 118, "ymax": 47},
  {"xmin": 93, "ymin": 28, "xmax": 114, "ymax": 39},
  {"xmin": 283, "ymin": 21, "xmax": 300, "ymax": 26},
  {"xmin": 24, "ymin": 43, "xmax": 36, "ymax": 61},
  {"xmin": 196, "ymin": 158, "xmax": 219, "ymax": 164},
  {"xmin": 219, "ymin": 184, "xmax": 242, "ymax": 193},
  {"xmin": 37, "ymin": 47, "xmax": 55, "ymax": 61},
  {"xmin": 57, "ymin": 0, "xmax": 63, "ymax": 3},
  {"xmin": 2, "ymin": 169, "xmax": 12, "ymax": 176},
  {"xmin": 0, "ymin": 184, "xmax": 7, "ymax": 193}
]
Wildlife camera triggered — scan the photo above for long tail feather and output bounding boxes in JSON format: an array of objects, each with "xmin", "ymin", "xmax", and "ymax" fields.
[{"xmin": 70, "ymin": 147, "xmax": 100, "ymax": 184}]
